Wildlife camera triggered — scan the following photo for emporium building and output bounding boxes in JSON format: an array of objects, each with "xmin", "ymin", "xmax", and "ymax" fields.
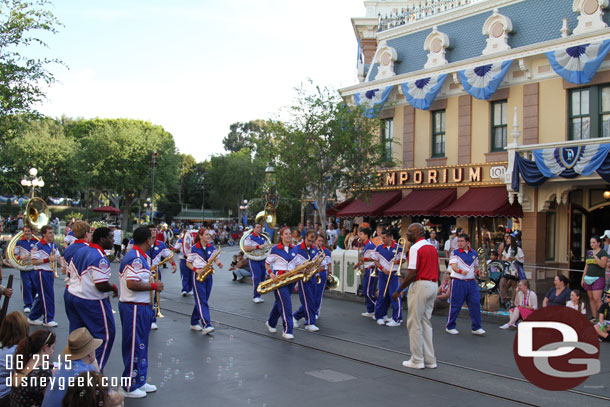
[{"xmin": 337, "ymin": 0, "xmax": 610, "ymax": 287}]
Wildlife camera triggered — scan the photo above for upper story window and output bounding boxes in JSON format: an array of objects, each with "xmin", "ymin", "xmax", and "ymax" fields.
[
  {"xmin": 491, "ymin": 100, "xmax": 508, "ymax": 152},
  {"xmin": 569, "ymin": 85, "xmax": 610, "ymax": 140},
  {"xmin": 432, "ymin": 110, "xmax": 446, "ymax": 157},
  {"xmin": 382, "ymin": 118, "xmax": 394, "ymax": 162}
]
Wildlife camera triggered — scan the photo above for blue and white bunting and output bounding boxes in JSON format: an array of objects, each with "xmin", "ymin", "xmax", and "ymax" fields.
[
  {"xmin": 401, "ymin": 74, "xmax": 447, "ymax": 110},
  {"xmin": 532, "ymin": 144, "xmax": 610, "ymax": 178},
  {"xmin": 546, "ymin": 40, "xmax": 610, "ymax": 85},
  {"xmin": 354, "ymin": 86, "xmax": 393, "ymax": 118},
  {"xmin": 458, "ymin": 60, "xmax": 513, "ymax": 100}
]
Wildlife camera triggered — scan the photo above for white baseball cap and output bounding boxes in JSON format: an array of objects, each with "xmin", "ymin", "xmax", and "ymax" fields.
[
  {"xmin": 603, "ymin": 230, "xmax": 610, "ymax": 240},
  {"xmin": 451, "ymin": 229, "xmax": 457, "ymax": 234}
]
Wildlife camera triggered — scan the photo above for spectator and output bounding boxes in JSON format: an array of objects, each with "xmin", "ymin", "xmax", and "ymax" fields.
[
  {"xmin": 543, "ymin": 275, "xmax": 571, "ymax": 307},
  {"xmin": 337, "ymin": 228, "xmax": 347, "ymax": 250},
  {"xmin": 443, "ymin": 229, "xmax": 457, "ymax": 270},
  {"xmin": 595, "ymin": 288, "xmax": 610, "ymax": 342},
  {"xmin": 500, "ymin": 279, "xmax": 538, "ymax": 329},
  {"xmin": 434, "ymin": 272, "xmax": 451, "ymax": 309},
  {"xmin": 604, "ymin": 230, "xmax": 610, "ymax": 290},
  {"xmin": 326, "ymin": 223, "xmax": 339, "ymax": 249},
  {"xmin": 500, "ymin": 234, "xmax": 525, "ymax": 307},
  {"xmin": 229, "ymin": 252, "xmax": 250, "ymax": 282},
  {"xmin": 111, "ymin": 225, "xmax": 122, "ymax": 262},
  {"xmin": 346, "ymin": 225, "xmax": 361, "ymax": 249},
  {"xmin": 427, "ymin": 230, "xmax": 439, "ymax": 251},
  {"xmin": 371, "ymin": 225, "xmax": 384, "ymax": 247},
  {"xmin": 0, "ymin": 312, "xmax": 29, "ymax": 407},
  {"xmin": 566, "ymin": 289, "xmax": 586, "ymax": 315},
  {"xmin": 61, "ymin": 370, "xmax": 123, "ymax": 407},
  {"xmin": 298, "ymin": 223, "xmax": 306, "ymax": 239},
  {"xmin": 11, "ymin": 330, "xmax": 56, "ymax": 407},
  {"xmin": 41, "ymin": 328, "xmax": 100, "ymax": 407},
  {"xmin": 582, "ymin": 236, "xmax": 608, "ymax": 320}
]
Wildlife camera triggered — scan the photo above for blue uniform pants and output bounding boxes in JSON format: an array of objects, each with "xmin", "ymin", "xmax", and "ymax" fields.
[
  {"xmin": 152, "ymin": 269, "xmax": 162, "ymax": 324},
  {"xmin": 293, "ymin": 279, "xmax": 317, "ymax": 325},
  {"xmin": 362, "ymin": 268, "xmax": 378, "ymax": 313},
  {"xmin": 119, "ymin": 302, "xmax": 153, "ymax": 392},
  {"xmin": 20, "ymin": 270, "xmax": 37, "ymax": 308},
  {"xmin": 446, "ymin": 279, "xmax": 482, "ymax": 331},
  {"xmin": 29, "ymin": 270, "xmax": 55, "ymax": 323},
  {"xmin": 374, "ymin": 273, "xmax": 402, "ymax": 322},
  {"xmin": 191, "ymin": 273, "xmax": 213, "ymax": 328},
  {"xmin": 313, "ymin": 270, "xmax": 327, "ymax": 316},
  {"xmin": 268, "ymin": 283, "xmax": 294, "ymax": 334},
  {"xmin": 249, "ymin": 259, "xmax": 266, "ymax": 299},
  {"xmin": 66, "ymin": 292, "xmax": 116, "ymax": 371},
  {"xmin": 179, "ymin": 259, "xmax": 192, "ymax": 294}
]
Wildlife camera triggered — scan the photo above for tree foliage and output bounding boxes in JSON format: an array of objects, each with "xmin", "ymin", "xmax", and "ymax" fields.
[
  {"xmin": 267, "ymin": 82, "xmax": 394, "ymax": 230},
  {"xmin": 0, "ymin": 0, "xmax": 63, "ymax": 138}
]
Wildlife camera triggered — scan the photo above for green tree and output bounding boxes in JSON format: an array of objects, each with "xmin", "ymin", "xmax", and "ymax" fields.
[
  {"xmin": 268, "ymin": 83, "xmax": 394, "ymax": 230},
  {"xmin": 206, "ymin": 149, "xmax": 265, "ymax": 216},
  {"xmin": 0, "ymin": 117, "xmax": 79, "ymax": 196},
  {"xmin": 67, "ymin": 118, "xmax": 180, "ymax": 230},
  {"xmin": 0, "ymin": 0, "xmax": 63, "ymax": 139}
]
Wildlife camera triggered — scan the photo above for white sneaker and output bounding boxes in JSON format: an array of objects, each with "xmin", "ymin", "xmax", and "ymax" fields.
[
  {"xmin": 202, "ymin": 326, "xmax": 215, "ymax": 335},
  {"xmin": 304, "ymin": 324, "xmax": 319, "ymax": 332},
  {"xmin": 383, "ymin": 316, "xmax": 392, "ymax": 322},
  {"xmin": 181, "ymin": 291, "xmax": 187, "ymax": 297},
  {"xmin": 23, "ymin": 307, "xmax": 31, "ymax": 313},
  {"xmin": 293, "ymin": 317, "xmax": 300, "ymax": 327},
  {"xmin": 361, "ymin": 312, "xmax": 374, "ymax": 317},
  {"xmin": 151, "ymin": 322, "xmax": 158, "ymax": 330},
  {"xmin": 190, "ymin": 325, "xmax": 203, "ymax": 331},
  {"xmin": 43, "ymin": 321, "xmax": 58, "ymax": 327},
  {"xmin": 253, "ymin": 297, "xmax": 264, "ymax": 303},
  {"xmin": 265, "ymin": 321, "xmax": 277, "ymax": 333},
  {"xmin": 445, "ymin": 328, "xmax": 459, "ymax": 335},
  {"xmin": 425, "ymin": 362, "xmax": 438, "ymax": 369},
  {"xmin": 385, "ymin": 319, "xmax": 401, "ymax": 327},
  {"xmin": 402, "ymin": 359, "xmax": 424, "ymax": 369},
  {"xmin": 376, "ymin": 319, "xmax": 386, "ymax": 325},
  {"xmin": 499, "ymin": 324, "xmax": 512, "ymax": 330},
  {"xmin": 140, "ymin": 383, "xmax": 157, "ymax": 393},
  {"xmin": 27, "ymin": 318, "xmax": 43, "ymax": 326},
  {"xmin": 282, "ymin": 332, "xmax": 294, "ymax": 339},
  {"xmin": 472, "ymin": 328, "xmax": 486, "ymax": 336},
  {"xmin": 121, "ymin": 388, "xmax": 147, "ymax": 398}
]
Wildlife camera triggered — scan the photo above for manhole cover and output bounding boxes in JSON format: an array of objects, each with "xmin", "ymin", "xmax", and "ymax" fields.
[{"xmin": 305, "ymin": 369, "xmax": 357, "ymax": 382}]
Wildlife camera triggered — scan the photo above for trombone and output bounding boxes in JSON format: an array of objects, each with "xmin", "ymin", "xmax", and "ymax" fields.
[
  {"xmin": 383, "ymin": 237, "xmax": 407, "ymax": 298},
  {"xmin": 149, "ymin": 256, "xmax": 173, "ymax": 319}
]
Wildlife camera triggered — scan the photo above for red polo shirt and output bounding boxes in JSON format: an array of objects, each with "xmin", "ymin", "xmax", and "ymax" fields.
[{"xmin": 408, "ymin": 237, "xmax": 439, "ymax": 282}]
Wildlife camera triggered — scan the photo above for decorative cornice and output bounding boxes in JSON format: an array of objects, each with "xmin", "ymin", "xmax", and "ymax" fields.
[
  {"xmin": 340, "ymin": 28, "xmax": 610, "ymax": 96},
  {"xmin": 377, "ymin": 0, "xmax": 524, "ymax": 41}
]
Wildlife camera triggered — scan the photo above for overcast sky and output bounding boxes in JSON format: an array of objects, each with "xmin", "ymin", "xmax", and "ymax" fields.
[{"xmin": 34, "ymin": 0, "xmax": 365, "ymax": 161}]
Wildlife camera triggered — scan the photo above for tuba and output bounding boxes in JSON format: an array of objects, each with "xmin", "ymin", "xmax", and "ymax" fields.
[
  {"xmin": 239, "ymin": 207, "xmax": 274, "ymax": 261},
  {"xmin": 6, "ymin": 198, "xmax": 50, "ymax": 271}
]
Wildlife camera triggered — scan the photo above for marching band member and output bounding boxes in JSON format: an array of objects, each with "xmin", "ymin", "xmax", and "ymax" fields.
[
  {"xmin": 67, "ymin": 227, "xmax": 118, "ymax": 371},
  {"xmin": 62, "ymin": 221, "xmax": 92, "ymax": 331},
  {"xmin": 265, "ymin": 227, "xmax": 296, "ymax": 339},
  {"xmin": 355, "ymin": 226, "xmax": 377, "ymax": 318},
  {"xmin": 64, "ymin": 229, "xmax": 76, "ymax": 248},
  {"xmin": 313, "ymin": 234, "xmax": 331, "ymax": 320},
  {"xmin": 242, "ymin": 223, "xmax": 269, "ymax": 304},
  {"xmin": 118, "ymin": 226, "xmax": 163, "ymax": 398},
  {"xmin": 292, "ymin": 230, "xmax": 320, "ymax": 332},
  {"xmin": 28, "ymin": 225, "xmax": 60, "ymax": 327},
  {"xmin": 372, "ymin": 229, "xmax": 405, "ymax": 327},
  {"xmin": 173, "ymin": 227, "xmax": 194, "ymax": 296},
  {"xmin": 186, "ymin": 228, "xmax": 223, "ymax": 335},
  {"xmin": 446, "ymin": 233, "xmax": 485, "ymax": 336},
  {"xmin": 14, "ymin": 225, "xmax": 38, "ymax": 313},
  {"xmin": 146, "ymin": 224, "xmax": 176, "ymax": 330}
]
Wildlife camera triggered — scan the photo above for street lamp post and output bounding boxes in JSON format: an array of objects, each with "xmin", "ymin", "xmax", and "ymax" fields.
[
  {"xmin": 201, "ymin": 175, "xmax": 205, "ymax": 224},
  {"xmin": 151, "ymin": 152, "xmax": 158, "ymax": 222},
  {"xmin": 20, "ymin": 168, "xmax": 44, "ymax": 198}
]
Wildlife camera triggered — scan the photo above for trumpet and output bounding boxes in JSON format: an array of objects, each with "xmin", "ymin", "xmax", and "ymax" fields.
[{"xmin": 382, "ymin": 237, "xmax": 406, "ymax": 298}]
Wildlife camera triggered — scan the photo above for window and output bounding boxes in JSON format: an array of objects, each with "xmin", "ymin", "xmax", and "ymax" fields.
[
  {"xmin": 569, "ymin": 85, "xmax": 610, "ymax": 139},
  {"xmin": 381, "ymin": 119, "xmax": 394, "ymax": 161},
  {"xmin": 432, "ymin": 110, "xmax": 446, "ymax": 157},
  {"xmin": 491, "ymin": 100, "xmax": 508, "ymax": 151}
]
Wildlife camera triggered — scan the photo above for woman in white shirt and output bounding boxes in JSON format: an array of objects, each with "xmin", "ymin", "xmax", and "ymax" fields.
[
  {"xmin": 426, "ymin": 230, "xmax": 439, "ymax": 251},
  {"xmin": 500, "ymin": 279, "xmax": 537, "ymax": 329},
  {"xmin": 500, "ymin": 234, "xmax": 525, "ymax": 307},
  {"xmin": 566, "ymin": 289, "xmax": 586, "ymax": 315}
]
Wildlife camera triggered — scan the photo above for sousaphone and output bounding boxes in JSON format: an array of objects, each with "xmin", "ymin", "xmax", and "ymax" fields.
[{"xmin": 6, "ymin": 198, "xmax": 50, "ymax": 270}]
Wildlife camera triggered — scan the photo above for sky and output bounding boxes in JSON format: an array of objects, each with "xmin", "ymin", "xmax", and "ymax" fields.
[{"xmin": 33, "ymin": 0, "xmax": 366, "ymax": 162}]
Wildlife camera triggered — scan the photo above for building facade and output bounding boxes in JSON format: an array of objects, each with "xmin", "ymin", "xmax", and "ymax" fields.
[{"xmin": 340, "ymin": 0, "xmax": 610, "ymax": 286}]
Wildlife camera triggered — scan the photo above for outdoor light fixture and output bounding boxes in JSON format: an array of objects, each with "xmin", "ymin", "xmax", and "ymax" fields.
[{"xmin": 604, "ymin": 185, "xmax": 610, "ymax": 200}]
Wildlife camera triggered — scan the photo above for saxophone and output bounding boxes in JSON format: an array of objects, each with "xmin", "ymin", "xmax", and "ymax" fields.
[
  {"xmin": 256, "ymin": 254, "xmax": 322, "ymax": 295},
  {"xmin": 196, "ymin": 248, "xmax": 222, "ymax": 283},
  {"xmin": 302, "ymin": 253, "xmax": 326, "ymax": 283}
]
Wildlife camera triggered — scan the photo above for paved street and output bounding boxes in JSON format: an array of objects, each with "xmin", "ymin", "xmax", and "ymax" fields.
[{"xmin": 4, "ymin": 246, "xmax": 610, "ymax": 406}]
